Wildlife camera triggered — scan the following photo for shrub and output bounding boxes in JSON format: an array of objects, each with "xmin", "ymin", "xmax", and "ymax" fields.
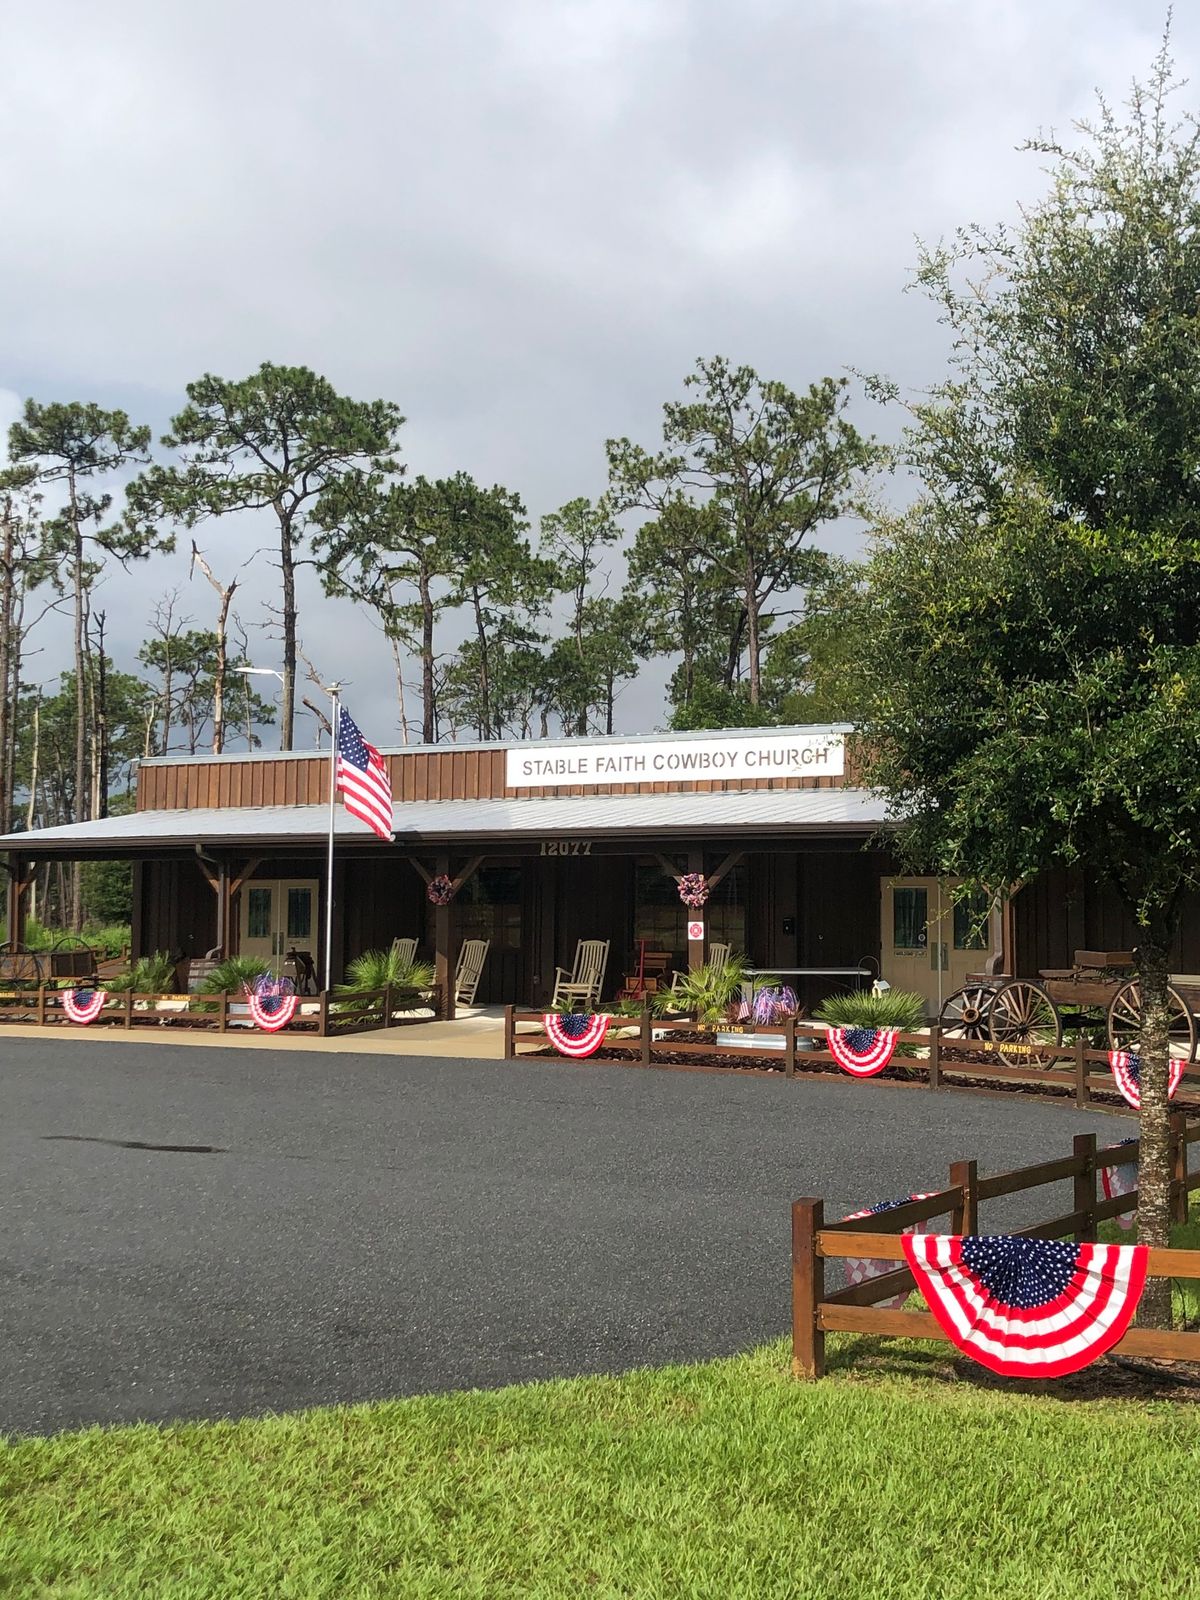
[
  {"xmin": 813, "ymin": 989, "xmax": 927, "ymax": 1058},
  {"xmin": 338, "ymin": 947, "xmax": 435, "ymax": 995},
  {"xmin": 199, "ymin": 956, "xmax": 272, "ymax": 995},
  {"xmin": 653, "ymin": 954, "xmax": 748, "ymax": 1028},
  {"xmin": 104, "ymin": 951, "xmax": 178, "ymax": 994}
]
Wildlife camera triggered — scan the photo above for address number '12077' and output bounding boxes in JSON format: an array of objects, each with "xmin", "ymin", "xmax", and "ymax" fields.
[{"xmin": 539, "ymin": 841, "xmax": 593, "ymax": 856}]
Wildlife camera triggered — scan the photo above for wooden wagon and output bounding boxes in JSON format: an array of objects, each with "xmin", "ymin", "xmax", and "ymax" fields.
[{"xmin": 939, "ymin": 949, "xmax": 1200, "ymax": 1063}]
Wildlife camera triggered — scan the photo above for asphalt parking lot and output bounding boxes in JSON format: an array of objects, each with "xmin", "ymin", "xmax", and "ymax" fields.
[{"xmin": 1, "ymin": 1037, "xmax": 1123, "ymax": 1434}]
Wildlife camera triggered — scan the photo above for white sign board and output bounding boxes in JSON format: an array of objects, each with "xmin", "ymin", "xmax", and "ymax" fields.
[{"xmin": 505, "ymin": 732, "xmax": 844, "ymax": 789}]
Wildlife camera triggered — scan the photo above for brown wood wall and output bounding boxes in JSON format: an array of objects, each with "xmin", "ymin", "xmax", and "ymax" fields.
[
  {"xmin": 1013, "ymin": 868, "xmax": 1200, "ymax": 974},
  {"xmin": 136, "ymin": 740, "xmax": 864, "ymax": 812},
  {"xmin": 133, "ymin": 860, "xmax": 218, "ymax": 960}
]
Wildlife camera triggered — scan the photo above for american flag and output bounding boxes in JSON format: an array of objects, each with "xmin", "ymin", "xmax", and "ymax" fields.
[
  {"xmin": 903, "ymin": 1233, "xmax": 1147, "ymax": 1377},
  {"xmin": 335, "ymin": 707, "xmax": 393, "ymax": 841}
]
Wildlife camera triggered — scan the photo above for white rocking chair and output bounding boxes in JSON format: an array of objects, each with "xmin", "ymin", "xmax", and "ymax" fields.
[
  {"xmin": 455, "ymin": 939, "xmax": 490, "ymax": 1007},
  {"xmin": 669, "ymin": 940, "xmax": 732, "ymax": 994},
  {"xmin": 551, "ymin": 939, "xmax": 610, "ymax": 1011},
  {"xmin": 391, "ymin": 937, "xmax": 418, "ymax": 968}
]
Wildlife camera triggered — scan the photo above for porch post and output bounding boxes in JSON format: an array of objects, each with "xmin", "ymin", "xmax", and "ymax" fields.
[
  {"xmin": 687, "ymin": 848, "xmax": 705, "ymax": 972},
  {"xmin": 217, "ymin": 860, "xmax": 232, "ymax": 957},
  {"xmin": 5, "ymin": 852, "xmax": 28, "ymax": 948},
  {"xmin": 434, "ymin": 851, "xmax": 456, "ymax": 1021}
]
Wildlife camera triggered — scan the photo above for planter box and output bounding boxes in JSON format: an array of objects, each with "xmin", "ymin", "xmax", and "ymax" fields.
[{"xmin": 715, "ymin": 1030, "xmax": 786, "ymax": 1051}]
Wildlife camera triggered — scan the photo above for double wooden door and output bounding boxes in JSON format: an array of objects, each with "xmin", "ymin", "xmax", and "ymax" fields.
[
  {"xmin": 239, "ymin": 879, "xmax": 319, "ymax": 975},
  {"xmin": 880, "ymin": 878, "xmax": 997, "ymax": 1015}
]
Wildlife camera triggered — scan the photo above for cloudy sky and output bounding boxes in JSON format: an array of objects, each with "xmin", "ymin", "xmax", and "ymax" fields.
[{"xmin": 0, "ymin": 0, "xmax": 1190, "ymax": 747}]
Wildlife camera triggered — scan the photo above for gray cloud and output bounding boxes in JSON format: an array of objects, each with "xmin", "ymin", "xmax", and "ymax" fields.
[{"xmin": 0, "ymin": 0, "xmax": 1184, "ymax": 744}]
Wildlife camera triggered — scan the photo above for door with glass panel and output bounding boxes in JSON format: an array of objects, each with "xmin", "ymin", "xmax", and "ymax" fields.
[
  {"xmin": 238, "ymin": 880, "xmax": 318, "ymax": 975},
  {"xmin": 880, "ymin": 878, "xmax": 996, "ymax": 1015}
]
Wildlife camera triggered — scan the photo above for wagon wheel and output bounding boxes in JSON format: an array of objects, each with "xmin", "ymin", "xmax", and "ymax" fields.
[
  {"xmin": 0, "ymin": 942, "xmax": 45, "ymax": 988},
  {"xmin": 939, "ymin": 984, "xmax": 996, "ymax": 1043},
  {"xmin": 987, "ymin": 980, "xmax": 1062, "ymax": 1065},
  {"xmin": 1107, "ymin": 982, "xmax": 1196, "ymax": 1064}
]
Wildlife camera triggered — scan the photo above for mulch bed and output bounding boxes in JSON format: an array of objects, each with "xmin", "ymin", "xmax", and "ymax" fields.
[
  {"xmin": 522, "ymin": 1034, "xmax": 1200, "ymax": 1115},
  {"xmin": 954, "ymin": 1355, "xmax": 1200, "ymax": 1403}
]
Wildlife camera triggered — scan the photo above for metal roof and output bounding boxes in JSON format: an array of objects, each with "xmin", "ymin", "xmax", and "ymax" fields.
[{"xmin": 0, "ymin": 788, "xmax": 893, "ymax": 855}]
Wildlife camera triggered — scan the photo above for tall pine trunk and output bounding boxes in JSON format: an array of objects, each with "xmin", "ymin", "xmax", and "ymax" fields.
[
  {"xmin": 279, "ymin": 511, "xmax": 297, "ymax": 752},
  {"xmin": 0, "ymin": 503, "xmax": 13, "ymax": 836},
  {"xmin": 419, "ymin": 569, "xmax": 435, "ymax": 744}
]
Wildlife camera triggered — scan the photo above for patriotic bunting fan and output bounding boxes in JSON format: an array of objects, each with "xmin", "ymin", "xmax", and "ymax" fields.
[
  {"xmin": 1106, "ymin": 1050, "xmax": 1186, "ymax": 1110},
  {"xmin": 826, "ymin": 1026, "xmax": 899, "ymax": 1077},
  {"xmin": 543, "ymin": 1012, "xmax": 610, "ymax": 1058},
  {"xmin": 1100, "ymin": 1139, "xmax": 1138, "ymax": 1231},
  {"xmin": 842, "ymin": 1195, "xmax": 933, "ymax": 1309},
  {"xmin": 246, "ymin": 990, "xmax": 300, "ymax": 1033},
  {"xmin": 63, "ymin": 988, "xmax": 106, "ymax": 1025},
  {"xmin": 902, "ymin": 1233, "xmax": 1147, "ymax": 1377}
]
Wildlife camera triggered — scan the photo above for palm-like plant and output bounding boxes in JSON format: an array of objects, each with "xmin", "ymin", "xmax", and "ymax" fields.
[
  {"xmin": 652, "ymin": 954, "xmax": 748, "ymax": 1028},
  {"xmin": 334, "ymin": 947, "xmax": 436, "ymax": 1015},
  {"xmin": 199, "ymin": 956, "xmax": 272, "ymax": 994},
  {"xmin": 104, "ymin": 951, "xmax": 178, "ymax": 994}
]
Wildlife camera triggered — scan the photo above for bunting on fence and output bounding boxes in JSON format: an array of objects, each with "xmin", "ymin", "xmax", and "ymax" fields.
[
  {"xmin": 842, "ymin": 1195, "xmax": 933, "ymax": 1309},
  {"xmin": 543, "ymin": 1012, "xmax": 610, "ymax": 1058},
  {"xmin": 246, "ymin": 991, "xmax": 300, "ymax": 1033},
  {"xmin": 902, "ymin": 1233, "xmax": 1148, "ymax": 1377},
  {"xmin": 1106, "ymin": 1050, "xmax": 1186, "ymax": 1110},
  {"xmin": 1100, "ymin": 1138, "xmax": 1139, "ymax": 1230},
  {"xmin": 826, "ymin": 1026, "xmax": 899, "ymax": 1077},
  {"xmin": 62, "ymin": 988, "xmax": 106, "ymax": 1025}
]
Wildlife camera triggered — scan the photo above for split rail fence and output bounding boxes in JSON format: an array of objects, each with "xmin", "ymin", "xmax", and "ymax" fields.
[
  {"xmin": 504, "ymin": 1008, "xmax": 1200, "ymax": 1108},
  {"xmin": 793, "ymin": 1115, "xmax": 1200, "ymax": 1378},
  {"xmin": 0, "ymin": 985, "xmax": 445, "ymax": 1037}
]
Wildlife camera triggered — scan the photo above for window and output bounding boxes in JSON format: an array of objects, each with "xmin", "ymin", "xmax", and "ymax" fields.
[
  {"xmin": 953, "ymin": 890, "xmax": 991, "ymax": 951},
  {"xmin": 458, "ymin": 867, "xmax": 522, "ymax": 949},
  {"xmin": 892, "ymin": 887, "xmax": 928, "ymax": 949},
  {"xmin": 247, "ymin": 887, "xmax": 272, "ymax": 940},
  {"xmin": 287, "ymin": 887, "xmax": 312, "ymax": 940},
  {"xmin": 633, "ymin": 860, "xmax": 747, "ymax": 964}
]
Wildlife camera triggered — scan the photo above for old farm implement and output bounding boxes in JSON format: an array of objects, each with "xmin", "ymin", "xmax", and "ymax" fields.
[{"xmin": 939, "ymin": 949, "xmax": 1200, "ymax": 1065}]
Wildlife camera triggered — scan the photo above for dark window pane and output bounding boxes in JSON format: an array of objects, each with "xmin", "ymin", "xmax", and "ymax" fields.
[
  {"xmin": 287, "ymin": 887, "xmax": 312, "ymax": 940},
  {"xmin": 247, "ymin": 887, "xmax": 272, "ymax": 940},
  {"xmin": 953, "ymin": 891, "xmax": 990, "ymax": 950},
  {"xmin": 892, "ymin": 887, "xmax": 927, "ymax": 948}
]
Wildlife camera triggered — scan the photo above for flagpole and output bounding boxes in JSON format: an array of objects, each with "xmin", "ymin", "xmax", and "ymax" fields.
[{"xmin": 324, "ymin": 684, "xmax": 342, "ymax": 990}]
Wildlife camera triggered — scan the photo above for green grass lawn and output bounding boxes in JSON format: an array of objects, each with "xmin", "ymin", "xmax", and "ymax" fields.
[{"xmin": 4, "ymin": 1331, "xmax": 1200, "ymax": 1600}]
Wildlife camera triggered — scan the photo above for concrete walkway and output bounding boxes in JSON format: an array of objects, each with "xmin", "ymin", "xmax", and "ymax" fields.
[
  {"xmin": 2, "ymin": 1033, "xmax": 1122, "ymax": 1435},
  {"xmin": 0, "ymin": 1007, "xmax": 510, "ymax": 1059}
]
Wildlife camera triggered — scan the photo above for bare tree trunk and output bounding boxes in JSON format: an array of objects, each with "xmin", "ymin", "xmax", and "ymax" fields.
[
  {"xmin": 387, "ymin": 635, "xmax": 410, "ymax": 745},
  {"xmin": 25, "ymin": 695, "xmax": 39, "ymax": 832},
  {"xmin": 745, "ymin": 558, "xmax": 761, "ymax": 706},
  {"xmin": 471, "ymin": 588, "xmax": 490, "ymax": 739},
  {"xmin": 190, "ymin": 543, "xmax": 236, "ymax": 755}
]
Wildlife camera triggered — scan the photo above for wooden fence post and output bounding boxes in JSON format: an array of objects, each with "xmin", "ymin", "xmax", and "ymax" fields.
[
  {"xmin": 784, "ymin": 1013, "xmax": 796, "ymax": 1079},
  {"xmin": 1073, "ymin": 1132, "xmax": 1097, "ymax": 1242},
  {"xmin": 1073, "ymin": 1036, "xmax": 1090, "ymax": 1107},
  {"xmin": 503, "ymin": 1004, "xmax": 515, "ymax": 1059},
  {"xmin": 1170, "ymin": 1111, "xmax": 1189, "ymax": 1225},
  {"xmin": 123, "ymin": 990, "xmax": 133, "ymax": 1030},
  {"xmin": 949, "ymin": 1159, "xmax": 978, "ymax": 1234},
  {"xmin": 36, "ymin": 985, "xmax": 46, "ymax": 1027},
  {"xmin": 928, "ymin": 1022, "xmax": 941, "ymax": 1090},
  {"xmin": 791, "ymin": 1198, "xmax": 825, "ymax": 1379},
  {"xmin": 319, "ymin": 990, "xmax": 330, "ymax": 1038},
  {"xmin": 640, "ymin": 1000, "xmax": 652, "ymax": 1067}
]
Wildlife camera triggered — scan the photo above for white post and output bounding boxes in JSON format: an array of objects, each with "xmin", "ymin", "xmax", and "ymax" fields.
[{"xmin": 324, "ymin": 689, "xmax": 341, "ymax": 990}]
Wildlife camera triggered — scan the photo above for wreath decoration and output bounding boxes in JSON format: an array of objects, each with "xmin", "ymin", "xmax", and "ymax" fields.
[
  {"xmin": 427, "ymin": 873, "xmax": 455, "ymax": 906},
  {"xmin": 677, "ymin": 872, "xmax": 709, "ymax": 908}
]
